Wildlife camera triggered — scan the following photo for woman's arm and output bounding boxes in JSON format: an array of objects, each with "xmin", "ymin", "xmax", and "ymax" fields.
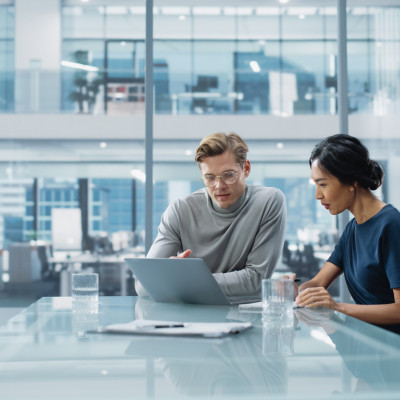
[
  {"xmin": 298, "ymin": 261, "xmax": 342, "ymax": 292},
  {"xmin": 297, "ymin": 266, "xmax": 400, "ymax": 325}
]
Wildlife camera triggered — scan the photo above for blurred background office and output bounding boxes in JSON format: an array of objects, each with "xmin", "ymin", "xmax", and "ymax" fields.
[{"xmin": 0, "ymin": 0, "xmax": 399, "ymax": 308}]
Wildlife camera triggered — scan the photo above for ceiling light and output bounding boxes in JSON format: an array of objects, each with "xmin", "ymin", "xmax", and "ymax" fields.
[
  {"xmin": 129, "ymin": 7, "xmax": 159, "ymax": 15},
  {"xmin": 179, "ymin": 15, "xmax": 186, "ymax": 21},
  {"xmin": 250, "ymin": 61, "xmax": 261, "ymax": 73},
  {"xmin": 161, "ymin": 7, "xmax": 190, "ymax": 16},
  {"xmin": 319, "ymin": 8, "xmax": 336, "ymax": 16},
  {"xmin": 277, "ymin": 143, "xmax": 284, "ymax": 149},
  {"xmin": 287, "ymin": 8, "xmax": 317, "ymax": 16},
  {"xmin": 192, "ymin": 7, "xmax": 221, "ymax": 16},
  {"xmin": 61, "ymin": 60, "xmax": 99, "ymax": 72},
  {"xmin": 100, "ymin": 142, "xmax": 107, "ymax": 149},
  {"xmin": 256, "ymin": 8, "xmax": 282, "ymax": 16},
  {"xmin": 351, "ymin": 7, "xmax": 369, "ymax": 15},
  {"xmin": 279, "ymin": 0, "xmax": 289, "ymax": 4},
  {"xmin": 299, "ymin": 14, "xmax": 306, "ymax": 19},
  {"xmin": 129, "ymin": 7, "xmax": 145, "ymax": 15},
  {"xmin": 185, "ymin": 150, "xmax": 193, "ymax": 156},
  {"xmin": 120, "ymin": 41, "xmax": 126, "ymax": 46},
  {"xmin": 98, "ymin": 6, "xmax": 128, "ymax": 15},
  {"xmin": 223, "ymin": 7, "xmax": 253, "ymax": 16}
]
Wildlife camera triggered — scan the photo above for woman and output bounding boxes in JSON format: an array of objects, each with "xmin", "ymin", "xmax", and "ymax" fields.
[{"xmin": 295, "ymin": 134, "xmax": 400, "ymax": 333}]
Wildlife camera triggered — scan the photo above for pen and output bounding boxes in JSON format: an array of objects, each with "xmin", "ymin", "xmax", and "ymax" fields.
[
  {"xmin": 152, "ymin": 324, "xmax": 185, "ymax": 329},
  {"xmin": 294, "ymin": 278, "xmax": 301, "ymax": 284}
]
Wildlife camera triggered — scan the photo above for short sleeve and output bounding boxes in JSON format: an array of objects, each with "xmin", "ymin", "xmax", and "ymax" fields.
[
  {"xmin": 327, "ymin": 222, "xmax": 353, "ymax": 270},
  {"xmin": 381, "ymin": 221, "xmax": 400, "ymax": 289}
]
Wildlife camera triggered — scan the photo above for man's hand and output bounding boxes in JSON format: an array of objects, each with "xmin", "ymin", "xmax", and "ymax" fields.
[{"xmin": 170, "ymin": 249, "xmax": 192, "ymax": 259}]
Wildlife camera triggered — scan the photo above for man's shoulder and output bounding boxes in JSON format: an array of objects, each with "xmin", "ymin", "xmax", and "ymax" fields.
[
  {"xmin": 247, "ymin": 185, "xmax": 286, "ymax": 203},
  {"xmin": 169, "ymin": 188, "xmax": 207, "ymax": 209}
]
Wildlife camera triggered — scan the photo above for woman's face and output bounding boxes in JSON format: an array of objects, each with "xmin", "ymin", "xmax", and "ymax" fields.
[{"xmin": 311, "ymin": 159, "xmax": 356, "ymax": 215}]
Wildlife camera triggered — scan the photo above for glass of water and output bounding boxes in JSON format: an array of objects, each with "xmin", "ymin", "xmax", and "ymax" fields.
[
  {"xmin": 72, "ymin": 273, "xmax": 99, "ymax": 314},
  {"xmin": 262, "ymin": 279, "xmax": 294, "ymax": 323}
]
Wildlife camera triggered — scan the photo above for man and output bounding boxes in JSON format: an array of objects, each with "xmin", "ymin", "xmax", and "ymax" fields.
[{"xmin": 136, "ymin": 132, "xmax": 287, "ymax": 297}]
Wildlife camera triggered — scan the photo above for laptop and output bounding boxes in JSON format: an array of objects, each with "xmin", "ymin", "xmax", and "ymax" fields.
[{"xmin": 125, "ymin": 258, "xmax": 260, "ymax": 306}]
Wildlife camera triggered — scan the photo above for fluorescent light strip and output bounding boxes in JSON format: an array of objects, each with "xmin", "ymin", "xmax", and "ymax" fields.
[
  {"xmin": 98, "ymin": 6, "xmax": 128, "ymax": 15},
  {"xmin": 61, "ymin": 60, "xmax": 99, "ymax": 72},
  {"xmin": 287, "ymin": 7, "xmax": 317, "ymax": 16},
  {"xmin": 129, "ymin": 7, "xmax": 145, "ymax": 15},
  {"xmin": 352, "ymin": 7, "xmax": 376, "ymax": 15},
  {"xmin": 130, "ymin": 7, "xmax": 159, "ymax": 15},
  {"xmin": 256, "ymin": 8, "xmax": 282, "ymax": 16},
  {"xmin": 161, "ymin": 7, "xmax": 190, "ymax": 16},
  {"xmin": 192, "ymin": 7, "xmax": 221, "ymax": 16},
  {"xmin": 223, "ymin": 7, "xmax": 253, "ymax": 16},
  {"xmin": 319, "ymin": 8, "xmax": 337, "ymax": 16}
]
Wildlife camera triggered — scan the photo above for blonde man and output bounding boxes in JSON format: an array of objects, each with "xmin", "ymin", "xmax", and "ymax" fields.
[{"xmin": 136, "ymin": 132, "xmax": 287, "ymax": 297}]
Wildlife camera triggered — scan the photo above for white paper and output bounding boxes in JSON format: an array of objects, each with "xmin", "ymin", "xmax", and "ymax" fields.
[{"xmin": 103, "ymin": 320, "xmax": 252, "ymax": 337}]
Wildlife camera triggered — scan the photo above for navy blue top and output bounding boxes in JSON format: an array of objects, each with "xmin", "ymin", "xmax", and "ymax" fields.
[{"xmin": 328, "ymin": 205, "xmax": 400, "ymax": 333}]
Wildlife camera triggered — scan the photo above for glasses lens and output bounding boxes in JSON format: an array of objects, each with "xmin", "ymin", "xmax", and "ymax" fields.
[
  {"xmin": 222, "ymin": 172, "xmax": 237, "ymax": 184},
  {"xmin": 203, "ymin": 176, "xmax": 216, "ymax": 187}
]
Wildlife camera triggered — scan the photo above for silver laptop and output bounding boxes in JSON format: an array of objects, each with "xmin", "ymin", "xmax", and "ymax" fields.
[{"xmin": 125, "ymin": 258, "xmax": 260, "ymax": 306}]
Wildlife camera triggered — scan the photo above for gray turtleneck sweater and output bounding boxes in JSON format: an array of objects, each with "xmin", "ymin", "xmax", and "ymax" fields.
[{"xmin": 136, "ymin": 185, "xmax": 287, "ymax": 297}]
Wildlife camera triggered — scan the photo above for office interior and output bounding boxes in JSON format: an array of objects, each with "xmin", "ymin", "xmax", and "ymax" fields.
[{"xmin": 0, "ymin": 0, "xmax": 400, "ymax": 314}]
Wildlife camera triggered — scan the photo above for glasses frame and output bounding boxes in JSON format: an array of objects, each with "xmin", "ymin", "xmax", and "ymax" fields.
[{"xmin": 201, "ymin": 163, "xmax": 244, "ymax": 188}]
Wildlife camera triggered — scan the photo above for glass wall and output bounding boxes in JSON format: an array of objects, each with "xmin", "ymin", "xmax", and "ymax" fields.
[
  {"xmin": 58, "ymin": 3, "xmax": 400, "ymax": 117},
  {"xmin": 0, "ymin": 2, "xmax": 14, "ymax": 112}
]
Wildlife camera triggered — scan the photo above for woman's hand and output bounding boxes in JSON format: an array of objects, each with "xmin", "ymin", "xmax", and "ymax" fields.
[{"xmin": 295, "ymin": 287, "xmax": 339, "ymax": 310}]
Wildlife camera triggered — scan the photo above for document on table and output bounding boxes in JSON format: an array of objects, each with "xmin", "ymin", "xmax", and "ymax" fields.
[
  {"xmin": 238, "ymin": 301, "xmax": 263, "ymax": 311},
  {"xmin": 238, "ymin": 302, "xmax": 302, "ymax": 311},
  {"xmin": 93, "ymin": 320, "xmax": 252, "ymax": 338}
]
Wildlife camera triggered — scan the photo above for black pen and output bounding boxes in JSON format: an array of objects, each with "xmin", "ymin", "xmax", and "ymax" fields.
[{"xmin": 153, "ymin": 324, "xmax": 185, "ymax": 329}]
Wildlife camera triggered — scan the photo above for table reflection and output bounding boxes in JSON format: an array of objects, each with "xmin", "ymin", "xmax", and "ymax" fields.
[
  {"xmin": 262, "ymin": 317, "xmax": 295, "ymax": 356},
  {"xmin": 295, "ymin": 309, "xmax": 400, "ymax": 395},
  {"xmin": 125, "ymin": 329, "xmax": 288, "ymax": 396}
]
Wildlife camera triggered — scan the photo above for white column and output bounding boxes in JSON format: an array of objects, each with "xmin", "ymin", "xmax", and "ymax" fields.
[
  {"xmin": 15, "ymin": 0, "xmax": 61, "ymax": 113},
  {"xmin": 387, "ymin": 156, "xmax": 400, "ymax": 209}
]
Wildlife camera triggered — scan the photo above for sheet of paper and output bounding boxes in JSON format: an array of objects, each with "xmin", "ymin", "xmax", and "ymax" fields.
[{"xmin": 100, "ymin": 320, "xmax": 252, "ymax": 338}]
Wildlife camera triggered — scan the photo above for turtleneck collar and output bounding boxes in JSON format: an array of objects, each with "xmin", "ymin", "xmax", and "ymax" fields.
[{"xmin": 209, "ymin": 186, "xmax": 248, "ymax": 214}]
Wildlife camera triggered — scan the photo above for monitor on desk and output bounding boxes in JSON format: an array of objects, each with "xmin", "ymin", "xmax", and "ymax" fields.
[{"xmin": 51, "ymin": 208, "xmax": 82, "ymax": 252}]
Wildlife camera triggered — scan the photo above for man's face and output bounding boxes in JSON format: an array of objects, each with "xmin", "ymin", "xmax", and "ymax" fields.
[{"xmin": 200, "ymin": 151, "xmax": 250, "ymax": 209}]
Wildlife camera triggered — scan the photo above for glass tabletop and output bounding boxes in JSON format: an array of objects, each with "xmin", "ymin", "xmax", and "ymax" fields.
[{"xmin": 0, "ymin": 296, "xmax": 399, "ymax": 400}]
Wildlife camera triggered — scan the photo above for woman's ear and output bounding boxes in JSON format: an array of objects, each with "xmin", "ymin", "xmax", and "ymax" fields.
[{"xmin": 349, "ymin": 182, "xmax": 358, "ymax": 191}]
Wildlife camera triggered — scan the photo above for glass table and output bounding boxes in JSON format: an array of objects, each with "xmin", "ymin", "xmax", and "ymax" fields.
[{"xmin": 0, "ymin": 296, "xmax": 399, "ymax": 399}]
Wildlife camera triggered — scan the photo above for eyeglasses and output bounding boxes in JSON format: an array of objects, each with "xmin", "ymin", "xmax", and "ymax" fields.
[{"xmin": 202, "ymin": 170, "xmax": 240, "ymax": 188}]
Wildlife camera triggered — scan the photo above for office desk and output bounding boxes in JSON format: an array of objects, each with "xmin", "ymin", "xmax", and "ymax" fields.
[{"xmin": 1, "ymin": 297, "xmax": 399, "ymax": 400}]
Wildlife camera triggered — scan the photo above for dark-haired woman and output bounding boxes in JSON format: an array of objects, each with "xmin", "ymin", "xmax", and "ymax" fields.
[{"xmin": 295, "ymin": 134, "xmax": 400, "ymax": 333}]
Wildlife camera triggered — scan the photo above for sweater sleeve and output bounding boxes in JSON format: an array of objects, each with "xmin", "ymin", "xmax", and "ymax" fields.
[{"xmin": 213, "ymin": 190, "xmax": 287, "ymax": 296}]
